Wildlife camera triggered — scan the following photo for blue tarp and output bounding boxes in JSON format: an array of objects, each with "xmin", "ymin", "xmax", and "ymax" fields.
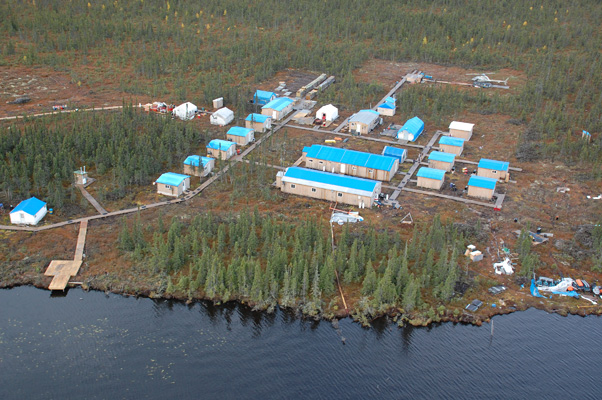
[
  {"xmin": 530, "ymin": 279, "xmax": 545, "ymax": 298},
  {"xmin": 551, "ymin": 291, "xmax": 580, "ymax": 298}
]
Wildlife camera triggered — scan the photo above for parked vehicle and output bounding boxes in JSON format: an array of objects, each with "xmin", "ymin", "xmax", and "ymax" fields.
[{"xmin": 465, "ymin": 299, "xmax": 483, "ymax": 312}]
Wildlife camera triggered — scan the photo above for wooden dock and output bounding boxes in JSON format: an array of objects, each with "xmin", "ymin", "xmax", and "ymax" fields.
[{"xmin": 45, "ymin": 220, "xmax": 88, "ymax": 291}]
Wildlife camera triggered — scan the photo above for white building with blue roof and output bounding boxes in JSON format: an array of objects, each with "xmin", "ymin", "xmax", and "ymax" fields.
[
  {"xmin": 261, "ymin": 97, "xmax": 294, "ymax": 120},
  {"xmin": 206, "ymin": 139, "xmax": 237, "ymax": 160},
  {"xmin": 382, "ymin": 146, "xmax": 407, "ymax": 163},
  {"xmin": 245, "ymin": 113, "xmax": 272, "ymax": 133},
  {"xmin": 183, "ymin": 155, "xmax": 215, "ymax": 177},
  {"xmin": 439, "ymin": 136, "xmax": 465, "ymax": 156},
  {"xmin": 226, "ymin": 126, "xmax": 255, "ymax": 146},
  {"xmin": 377, "ymin": 96, "xmax": 396, "ymax": 116},
  {"xmin": 276, "ymin": 167, "xmax": 381, "ymax": 208},
  {"xmin": 155, "ymin": 172, "xmax": 191, "ymax": 197},
  {"xmin": 467, "ymin": 175, "xmax": 497, "ymax": 200},
  {"xmin": 303, "ymin": 144, "xmax": 399, "ymax": 181},
  {"xmin": 348, "ymin": 109, "xmax": 380, "ymax": 135},
  {"xmin": 428, "ymin": 151, "xmax": 456, "ymax": 172},
  {"xmin": 478, "ymin": 158, "xmax": 510, "ymax": 180},
  {"xmin": 10, "ymin": 196, "xmax": 47, "ymax": 225},
  {"xmin": 416, "ymin": 167, "xmax": 445, "ymax": 190},
  {"xmin": 397, "ymin": 116, "xmax": 424, "ymax": 141}
]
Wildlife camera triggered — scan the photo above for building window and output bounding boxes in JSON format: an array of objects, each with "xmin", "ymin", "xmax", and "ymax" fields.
[
  {"xmin": 291, "ymin": 184, "xmax": 296, "ymax": 189},
  {"xmin": 319, "ymin": 161, "xmax": 323, "ymax": 164},
  {"xmin": 352, "ymin": 166, "xmax": 357, "ymax": 171},
  {"xmin": 165, "ymin": 185, "xmax": 171, "ymax": 189},
  {"xmin": 311, "ymin": 188, "xmax": 317, "ymax": 193},
  {"xmin": 308, "ymin": 159, "xmax": 313, "ymax": 163},
  {"xmin": 492, "ymin": 170, "xmax": 497, "ymax": 174},
  {"xmin": 368, "ymin": 169, "xmax": 373, "ymax": 174},
  {"xmin": 337, "ymin": 193, "xmax": 343, "ymax": 197}
]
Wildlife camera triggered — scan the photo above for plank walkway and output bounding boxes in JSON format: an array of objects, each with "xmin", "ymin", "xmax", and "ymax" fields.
[
  {"xmin": 401, "ymin": 187, "xmax": 497, "ymax": 208},
  {"xmin": 77, "ymin": 185, "xmax": 108, "ymax": 215},
  {"xmin": 74, "ymin": 220, "xmax": 88, "ymax": 261},
  {"xmin": 45, "ymin": 220, "xmax": 87, "ymax": 290}
]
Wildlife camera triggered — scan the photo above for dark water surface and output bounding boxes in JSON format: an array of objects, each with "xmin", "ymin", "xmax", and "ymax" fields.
[{"xmin": 1, "ymin": 286, "xmax": 601, "ymax": 399}]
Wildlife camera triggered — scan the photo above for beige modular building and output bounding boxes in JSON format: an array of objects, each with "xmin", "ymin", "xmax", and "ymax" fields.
[
  {"xmin": 261, "ymin": 97, "xmax": 295, "ymax": 120},
  {"xmin": 467, "ymin": 175, "xmax": 497, "ymax": 200},
  {"xmin": 207, "ymin": 139, "xmax": 237, "ymax": 160},
  {"xmin": 477, "ymin": 158, "xmax": 510, "ymax": 180},
  {"xmin": 303, "ymin": 144, "xmax": 398, "ymax": 182},
  {"xmin": 183, "ymin": 155, "xmax": 215, "ymax": 177},
  {"xmin": 348, "ymin": 110, "xmax": 381, "ymax": 135},
  {"xmin": 416, "ymin": 167, "xmax": 445, "ymax": 190},
  {"xmin": 428, "ymin": 151, "xmax": 456, "ymax": 172},
  {"xmin": 438, "ymin": 136, "xmax": 465, "ymax": 156},
  {"xmin": 155, "ymin": 172, "xmax": 190, "ymax": 197},
  {"xmin": 245, "ymin": 113, "xmax": 272, "ymax": 133},
  {"xmin": 276, "ymin": 167, "xmax": 381, "ymax": 208},
  {"xmin": 226, "ymin": 126, "xmax": 255, "ymax": 146},
  {"xmin": 449, "ymin": 121, "xmax": 475, "ymax": 140}
]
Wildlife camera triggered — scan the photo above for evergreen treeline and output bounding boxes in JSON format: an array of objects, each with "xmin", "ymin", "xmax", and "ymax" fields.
[
  {"xmin": 118, "ymin": 210, "xmax": 466, "ymax": 317},
  {"xmin": 0, "ymin": 106, "xmax": 202, "ymax": 205}
]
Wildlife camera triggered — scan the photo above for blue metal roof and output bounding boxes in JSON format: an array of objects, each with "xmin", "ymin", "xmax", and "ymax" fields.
[
  {"xmin": 253, "ymin": 90, "xmax": 276, "ymax": 105},
  {"xmin": 397, "ymin": 116, "xmax": 424, "ymax": 141},
  {"xmin": 207, "ymin": 139, "xmax": 235, "ymax": 151},
  {"xmin": 10, "ymin": 197, "xmax": 46, "ymax": 216},
  {"xmin": 428, "ymin": 151, "xmax": 456, "ymax": 163},
  {"xmin": 468, "ymin": 175, "xmax": 497, "ymax": 190},
  {"xmin": 245, "ymin": 113, "xmax": 270, "ymax": 123},
  {"xmin": 302, "ymin": 146, "xmax": 311, "ymax": 154},
  {"xmin": 227, "ymin": 126, "xmax": 254, "ymax": 137},
  {"xmin": 156, "ymin": 172, "xmax": 190, "ymax": 186},
  {"xmin": 305, "ymin": 145, "xmax": 396, "ymax": 171},
  {"xmin": 478, "ymin": 158, "xmax": 509, "ymax": 171},
  {"xmin": 378, "ymin": 97, "xmax": 396, "ymax": 109},
  {"xmin": 416, "ymin": 167, "xmax": 445, "ymax": 181},
  {"xmin": 284, "ymin": 167, "xmax": 378, "ymax": 193},
  {"xmin": 439, "ymin": 136, "xmax": 465, "ymax": 147},
  {"xmin": 183, "ymin": 155, "xmax": 213, "ymax": 167},
  {"xmin": 382, "ymin": 146, "xmax": 407, "ymax": 161},
  {"xmin": 262, "ymin": 97, "xmax": 294, "ymax": 111}
]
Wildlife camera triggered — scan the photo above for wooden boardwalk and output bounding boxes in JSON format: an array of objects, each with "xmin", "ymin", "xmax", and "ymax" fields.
[
  {"xmin": 401, "ymin": 187, "xmax": 498, "ymax": 208},
  {"xmin": 74, "ymin": 220, "xmax": 88, "ymax": 261},
  {"xmin": 77, "ymin": 185, "xmax": 108, "ymax": 215},
  {"xmin": 45, "ymin": 220, "xmax": 88, "ymax": 290}
]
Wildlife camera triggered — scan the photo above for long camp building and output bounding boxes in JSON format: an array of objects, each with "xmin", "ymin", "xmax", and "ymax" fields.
[
  {"xmin": 276, "ymin": 167, "xmax": 381, "ymax": 208},
  {"xmin": 303, "ymin": 144, "xmax": 399, "ymax": 181}
]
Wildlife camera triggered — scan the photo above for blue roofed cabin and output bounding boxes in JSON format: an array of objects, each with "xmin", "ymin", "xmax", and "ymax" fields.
[
  {"xmin": 253, "ymin": 90, "xmax": 277, "ymax": 106},
  {"xmin": 245, "ymin": 113, "xmax": 272, "ymax": 133},
  {"xmin": 303, "ymin": 144, "xmax": 399, "ymax": 181},
  {"xmin": 227, "ymin": 126, "xmax": 255, "ymax": 146},
  {"xmin": 155, "ymin": 173, "xmax": 190, "ymax": 197},
  {"xmin": 376, "ymin": 96, "xmax": 396, "ymax": 117},
  {"xmin": 276, "ymin": 167, "xmax": 381, "ymax": 208},
  {"xmin": 416, "ymin": 167, "xmax": 445, "ymax": 190},
  {"xmin": 477, "ymin": 158, "xmax": 510, "ymax": 180},
  {"xmin": 348, "ymin": 110, "xmax": 380, "ymax": 135},
  {"xmin": 467, "ymin": 175, "xmax": 497, "ymax": 200},
  {"xmin": 183, "ymin": 155, "xmax": 215, "ymax": 177},
  {"xmin": 9, "ymin": 197, "xmax": 47, "ymax": 225},
  {"xmin": 261, "ymin": 97, "xmax": 295, "ymax": 120},
  {"xmin": 207, "ymin": 139, "xmax": 237, "ymax": 160},
  {"xmin": 382, "ymin": 146, "xmax": 407, "ymax": 163},
  {"xmin": 428, "ymin": 151, "xmax": 456, "ymax": 172},
  {"xmin": 438, "ymin": 136, "xmax": 465, "ymax": 156},
  {"xmin": 397, "ymin": 117, "xmax": 424, "ymax": 141}
]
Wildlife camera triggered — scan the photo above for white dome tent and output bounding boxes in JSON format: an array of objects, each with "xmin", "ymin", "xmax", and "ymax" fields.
[
  {"xmin": 172, "ymin": 102, "xmax": 198, "ymax": 120},
  {"xmin": 315, "ymin": 104, "xmax": 339, "ymax": 122},
  {"xmin": 210, "ymin": 107, "xmax": 234, "ymax": 126}
]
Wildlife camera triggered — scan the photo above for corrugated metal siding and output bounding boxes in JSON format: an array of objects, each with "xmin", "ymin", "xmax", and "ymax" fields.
[{"xmin": 305, "ymin": 145, "xmax": 395, "ymax": 171}]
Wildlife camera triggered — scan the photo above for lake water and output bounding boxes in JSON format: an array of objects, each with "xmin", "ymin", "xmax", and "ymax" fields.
[{"xmin": 1, "ymin": 286, "xmax": 600, "ymax": 399}]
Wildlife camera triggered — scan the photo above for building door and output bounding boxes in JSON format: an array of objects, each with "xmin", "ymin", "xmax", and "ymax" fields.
[
  {"xmin": 340, "ymin": 164, "xmax": 346, "ymax": 174},
  {"xmin": 273, "ymin": 111, "xmax": 278, "ymax": 119},
  {"xmin": 356, "ymin": 125, "xmax": 362, "ymax": 134},
  {"xmin": 20, "ymin": 212, "xmax": 24, "ymax": 224}
]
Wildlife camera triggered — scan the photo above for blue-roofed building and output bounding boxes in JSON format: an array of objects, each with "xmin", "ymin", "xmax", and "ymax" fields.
[
  {"xmin": 253, "ymin": 90, "xmax": 277, "ymax": 106},
  {"xmin": 207, "ymin": 139, "xmax": 237, "ymax": 160},
  {"xmin": 439, "ymin": 136, "xmax": 465, "ymax": 156},
  {"xmin": 348, "ymin": 109, "xmax": 380, "ymax": 135},
  {"xmin": 428, "ymin": 151, "xmax": 456, "ymax": 172},
  {"xmin": 245, "ymin": 113, "xmax": 272, "ymax": 132},
  {"xmin": 155, "ymin": 172, "xmax": 191, "ymax": 197},
  {"xmin": 303, "ymin": 144, "xmax": 399, "ymax": 181},
  {"xmin": 183, "ymin": 155, "xmax": 215, "ymax": 177},
  {"xmin": 382, "ymin": 146, "xmax": 407, "ymax": 163},
  {"xmin": 227, "ymin": 126, "xmax": 255, "ymax": 146},
  {"xmin": 397, "ymin": 116, "xmax": 425, "ymax": 141},
  {"xmin": 10, "ymin": 197, "xmax": 47, "ymax": 225},
  {"xmin": 478, "ymin": 158, "xmax": 510, "ymax": 180},
  {"xmin": 262, "ymin": 97, "xmax": 295, "ymax": 120},
  {"xmin": 416, "ymin": 167, "xmax": 445, "ymax": 190},
  {"xmin": 377, "ymin": 96, "xmax": 396, "ymax": 116},
  {"xmin": 467, "ymin": 175, "xmax": 497, "ymax": 200},
  {"xmin": 276, "ymin": 167, "xmax": 381, "ymax": 208}
]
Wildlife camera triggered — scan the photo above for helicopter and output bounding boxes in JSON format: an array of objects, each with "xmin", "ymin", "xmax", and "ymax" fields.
[{"xmin": 466, "ymin": 73, "xmax": 509, "ymax": 86}]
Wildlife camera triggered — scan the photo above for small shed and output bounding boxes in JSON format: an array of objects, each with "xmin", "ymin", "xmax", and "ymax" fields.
[
  {"xmin": 315, "ymin": 104, "xmax": 339, "ymax": 122},
  {"xmin": 10, "ymin": 197, "xmax": 47, "ymax": 225},
  {"xmin": 468, "ymin": 175, "xmax": 497, "ymax": 200},
  {"xmin": 382, "ymin": 146, "xmax": 407, "ymax": 163},
  {"xmin": 438, "ymin": 136, "xmax": 465, "ymax": 156},
  {"xmin": 155, "ymin": 172, "xmax": 190, "ymax": 197},
  {"xmin": 262, "ymin": 97, "xmax": 294, "ymax": 120},
  {"xmin": 210, "ymin": 107, "xmax": 234, "ymax": 126},
  {"xmin": 227, "ymin": 126, "xmax": 255, "ymax": 146},
  {"xmin": 207, "ymin": 139, "xmax": 237, "ymax": 160},
  {"xmin": 397, "ymin": 117, "xmax": 424, "ymax": 141},
  {"xmin": 478, "ymin": 158, "xmax": 510, "ymax": 180},
  {"xmin": 253, "ymin": 90, "xmax": 277, "ymax": 106},
  {"xmin": 376, "ymin": 97, "xmax": 396, "ymax": 116},
  {"xmin": 73, "ymin": 167, "xmax": 89, "ymax": 185},
  {"xmin": 428, "ymin": 151, "xmax": 456, "ymax": 172},
  {"xmin": 449, "ymin": 121, "xmax": 474, "ymax": 140},
  {"xmin": 212, "ymin": 97, "xmax": 224, "ymax": 109},
  {"xmin": 416, "ymin": 167, "xmax": 445, "ymax": 190},
  {"xmin": 173, "ymin": 102, "xmax": 197, "ymax": 120},
  {"xmin": 183, "ymin": 155, "xmax": 215, "ymax": 177},
  {"xmin": 348, "ymin": 110, "xmax": 380, "ymax": 135},
  {"xmin": 245, "ymin": 113, "xmax": 272, "ymax": 132}
]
